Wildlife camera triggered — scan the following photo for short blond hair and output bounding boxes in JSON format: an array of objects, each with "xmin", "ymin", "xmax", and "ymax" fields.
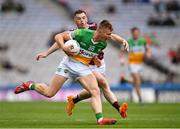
[{"xmin": 98, "ymin": 20, "xmax": 113, "ymax": 31}]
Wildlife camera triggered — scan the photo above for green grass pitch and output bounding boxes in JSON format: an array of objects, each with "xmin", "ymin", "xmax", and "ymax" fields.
[{"xmin": 0, "ymin": 101, "xmax": 180, "ymax": 128}]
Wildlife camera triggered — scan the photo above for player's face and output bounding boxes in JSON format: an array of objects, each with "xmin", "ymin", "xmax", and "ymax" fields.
[
  {"xmin": 98, "ymin": 28, "xmax": 112, "ymax": 41},
  {"xmin": 74, "ymin": 13, "xmax": 88, "ymax": 29},
  {"xmin": 132, "ymin": 30, "xmax": 140, "ymax": 40}
]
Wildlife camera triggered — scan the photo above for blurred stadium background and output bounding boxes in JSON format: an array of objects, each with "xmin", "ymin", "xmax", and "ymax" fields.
[
  {"xmin": 0, "ymin": 0, "xmax": 180, "ymax": 103},
  {"xmin": 0, "ymin": 0, "xmax": 180, "ymax": 128}
]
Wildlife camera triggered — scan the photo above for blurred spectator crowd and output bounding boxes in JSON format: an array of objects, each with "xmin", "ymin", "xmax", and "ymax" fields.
[
  {"xmin": 168, "ymin": 46, "xmax": 180, "ymax": 65},
  {"xmin": 0, "ymin": 0, "xmax": 179, "ymax": 84},
  {"xmin": 0, "ymin": 43, "xmax": 28, "ymax": 74},
  {"xmin": 1, "ymin": 0, "xmax": 25, "ymax": 14},
  {"xmin": 148, "ymin": 0, "xmax": 180, "ymax": 26}
]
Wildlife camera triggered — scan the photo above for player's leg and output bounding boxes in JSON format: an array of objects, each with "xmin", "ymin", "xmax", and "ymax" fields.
[
  {"xmin": 67, "ymin": 65, "xmax": 101, "ymax": 108},
  {"xmin": 70, "ymin": 89, "xmax": 91, "ymax": 103},
  {"xmin": 33, "ymin": 75, "xmax": 67, "ymax": 97},
  {"xmin": 72, "ymin": 78, "xmax": 94, "ymax": 103},
  {"xmin": 93, "ymin": 71, "xmax": 128, "ymax": 118},
  {"xmin": 67, "ymin": 89, "xmax": 91, "ymax": 116},
  {"xmin": 15, "ymin": 60, "xmax": 69, "ymax": 97},
  {"xmin": 94, "ymin": 72, "xmax": 117, "ymax": 104},
  {"xmin": 67, "ymin": 66, "xmax": 128, "ymax": 118},
  {"xmin": 78, "ymin": 74, "xmax": 102, "ymax": 113},
  {"xmin": 15, "ymin": 74, "xmax": 67, "ymax": 98},
  {"xmin": 78, "ymin": 73, "xmax": 116, "ymax": 124},
  {"xmin": 129, "ymin": 64, "xmax": 142, "ymax": 103},
  {"xmin": 131, "ymin": 72, "xmax": 142, "ymax": 103}
]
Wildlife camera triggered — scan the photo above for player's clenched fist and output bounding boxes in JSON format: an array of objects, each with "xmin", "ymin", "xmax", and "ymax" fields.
[{"xmin": 122, "ymin": 39, "xmax": 129, "ymax": 52}]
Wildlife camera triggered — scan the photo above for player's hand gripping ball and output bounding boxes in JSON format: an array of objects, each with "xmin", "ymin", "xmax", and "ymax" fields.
[{"xmin": 64, "ymin": 40, "xmax": 80, "ymax": 55}]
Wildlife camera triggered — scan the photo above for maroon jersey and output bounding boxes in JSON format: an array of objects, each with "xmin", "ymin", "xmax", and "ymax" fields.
[
  {"xmin": 69, "ymin": 22, "xmax": 97, "ymax": 31},
  {"xmin": 89, "ymin": 51, "xmax": 104, "ymax": 65},
  {"xmin": 88, "ymin": 22, "xmax": 97, "ymax": 30}
]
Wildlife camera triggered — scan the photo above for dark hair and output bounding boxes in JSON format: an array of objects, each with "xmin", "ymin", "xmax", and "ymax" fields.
[
  {"xmin": 74, "ymin": 9, "xmax": 87, "ymax": 17},
  {"xmin": 99, "ymin": 20, "xmax": 113, "ymax": 31},
  {"xmin": 131, "ymin": 27, "xmax": 139, "ymax": 33}
]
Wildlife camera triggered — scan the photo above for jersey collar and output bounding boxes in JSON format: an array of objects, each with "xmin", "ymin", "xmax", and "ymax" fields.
[{"xmin": 91, "ymin": 38, "xmax": 99, "ymax": 44}]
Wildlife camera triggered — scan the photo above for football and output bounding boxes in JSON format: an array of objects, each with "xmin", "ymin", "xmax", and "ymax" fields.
[{"xmin": 64, "ymin": 40, "xmax": 80, "ymax": 55}]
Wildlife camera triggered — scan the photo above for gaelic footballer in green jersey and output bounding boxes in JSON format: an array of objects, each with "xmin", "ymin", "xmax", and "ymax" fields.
[
  {"xmin": 70, "ymin": 29, "xmax": 107, "ymax": 65},
  {"xmin": 128, "ymin": 37, "xmax": 147, "ymax": 64}
]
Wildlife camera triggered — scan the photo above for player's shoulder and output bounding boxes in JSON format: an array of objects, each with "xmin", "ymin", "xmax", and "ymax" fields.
[
  {"xmin": 139, "ymin": 37, "xmax": 147, "ymax": 44},
  {"xmin": 88, "ymin": 22, "xmax": 97, "ymax": 30},
  {"xmin": 127, "ymin": 38, "xmax": 133, "ymax": 43},
  {"xmin": 139, "ymin": 37, "xmax": 146, "ymax": 41},
  {"xmin": 78, "ymin": 28, "xmax": 95, "ymax": 33},
  {"xmin": 73, "ymin": 29, "xmax": 94, "ymax": 37}
]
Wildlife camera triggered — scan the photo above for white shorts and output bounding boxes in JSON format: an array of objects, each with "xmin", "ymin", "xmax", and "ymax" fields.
[
  {"xmin": 129, "ymin": 64, "xmax": 143, "ymax": 74},
  {"xmin": 89, "ymin": 59, "xmax": 106, "ymax": 74},
  {"xmin": 55, "ymin": 56, "xmax": 93, "ymax": 79}
]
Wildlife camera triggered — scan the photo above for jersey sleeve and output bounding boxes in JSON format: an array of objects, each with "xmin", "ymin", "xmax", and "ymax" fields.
[
  {"xmin": 143, "ymin": 38, "xmax": 147, "ymax": 45},
  {"xmin": 142, "ymin": 38, "xmax": 148, "ymax": 47},
  {"xmin": 141, "ymin": 38, "xmax": 150, "ymax": 50}
]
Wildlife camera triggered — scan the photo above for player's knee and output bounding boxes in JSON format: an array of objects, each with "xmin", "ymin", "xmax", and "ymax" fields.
[
  {"xmin": 46, "ymin": 92, "xmax": 55, "ymax": 98},
  {"xmin": 98, "ymin": 78, "xmax": 108, "ymax": 89},
  {"xmin": 90, "ymin": 87, "xmax": 100, "ymax": 97}
]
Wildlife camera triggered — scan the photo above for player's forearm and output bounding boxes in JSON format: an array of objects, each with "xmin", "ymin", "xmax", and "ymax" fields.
[
  {"xmin": 111, "ymin": 33, "xmax": 129, "ymax": 51},
  {"xmin": 55, "ymin": 33, "xmax": 65, "ymax": 49},
  {"xmin": 46, "ymin": 42, "xmax": 60, "ymax": 56},
  {"xmin": 111, "ymin": 33, "xmax": 126, "ymax": 45}
]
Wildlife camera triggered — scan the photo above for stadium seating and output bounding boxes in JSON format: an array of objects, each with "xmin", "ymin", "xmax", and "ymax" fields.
[
  {"xmin": 0, "ymin": 0, "xmax": 180, "ymax": 87},
  {"xmin": 0, "ymin": 0, "xmax": 70, "ymax": 85}
]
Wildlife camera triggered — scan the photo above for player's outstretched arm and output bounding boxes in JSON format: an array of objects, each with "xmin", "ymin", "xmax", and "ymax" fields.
[
  {"xmin": 47, "ymin": 42, "xmax": 60, "ymax": 54},
  {"xmin": 36, "ymin": 42, "xmax": 60, "ymax": 61},
  {"xmin": 110, "ymin": 33, "xmax": 129, "ymax": 52}
]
